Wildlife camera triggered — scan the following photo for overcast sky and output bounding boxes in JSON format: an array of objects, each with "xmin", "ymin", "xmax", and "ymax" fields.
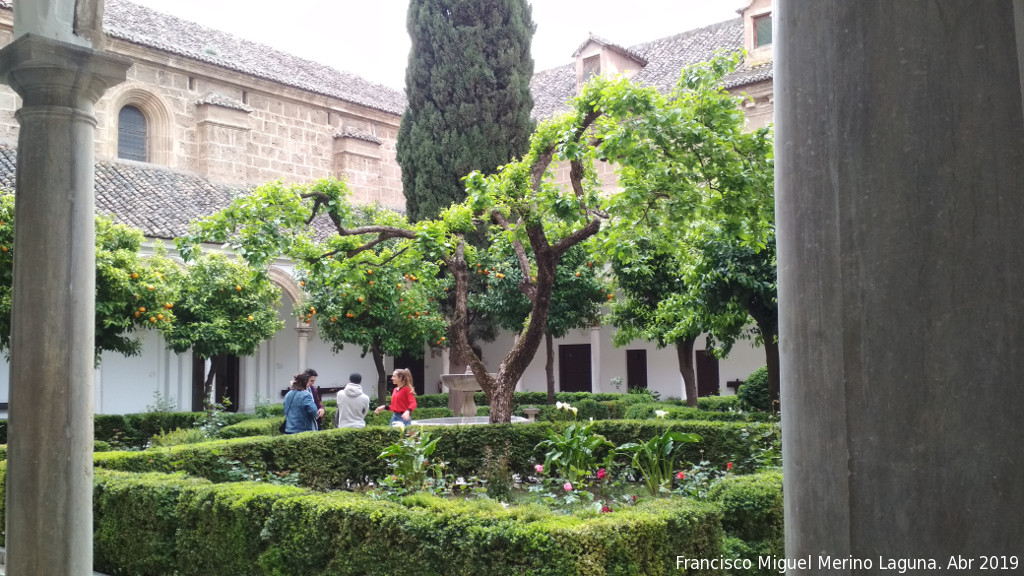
[{"xmin": 127, "ymin": 0, "xmax": 747, "ymax": 89}]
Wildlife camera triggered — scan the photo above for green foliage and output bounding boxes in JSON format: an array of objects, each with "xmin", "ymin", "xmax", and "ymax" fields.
[
  {"xmin": 697, "ymin": 395, "xmax": 741, "ymax": 412},
  {"xmin": 149, "ymin": 427, "xmax": 209, "ymax": 447},
  {"xmin": 618, "ymin": 428, "xmax": 702, "ymax": 496},
  {"xmin": 145, "ymin": 391, "xmax": 177, "ymax": 413},
  {"xmin": 377, "ymin": 427, "xmax": 447, "ymax": 491},
  {"xmin": 534, "ymin": 408, "xmax": 614, "ymax": 483},
  {"xmin": 738, "ymin": 366, "xmax": 771, "ymax": 412},
  {"xmin": 163, "ymin": 252, "xmax": 283, "ymax": 360},
  {"xmin": 398, "ymin": 0, "xmax": 536, "ymax": 222},
  {"xmin": 0, "ymin": 194, "xmax": 181, "ymax": 360}
]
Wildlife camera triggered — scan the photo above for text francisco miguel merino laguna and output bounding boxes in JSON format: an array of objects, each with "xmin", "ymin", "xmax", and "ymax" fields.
[{"xmin": 676, "ymin": 554, "xmax": 1019, "ymax": 573}]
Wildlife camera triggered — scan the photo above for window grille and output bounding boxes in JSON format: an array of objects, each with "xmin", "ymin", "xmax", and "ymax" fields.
[
  {"xmin": 754, "ymin": 14, "xmax": 773, "ymax": 48},
  {"xmin": 118, "ymin": 105, "xmax": 147, "ymax": 162}
]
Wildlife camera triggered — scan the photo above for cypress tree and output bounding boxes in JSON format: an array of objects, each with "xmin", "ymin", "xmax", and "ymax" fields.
[{"xmin": 397, "ymin": 0, "xmax": 535, "ymax": 222}]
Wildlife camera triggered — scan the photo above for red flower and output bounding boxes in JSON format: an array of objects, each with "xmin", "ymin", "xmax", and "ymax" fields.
[
  {"xmin": 632, "ymin": 494, "xmax": 637, "ymax": 502},
  {"xmin": 601, "ymin": 505, "xmax": 613, "ymax": 513},
  {"xmin": 726, "ymin": 462, "xmax": 733, "ymax": 471},
  {"xmin": 596, "ymin": 468, "xmax": 607, "ymax": 480},
  {"xmin": 676, "ymin": 471, "xmax": 686, "ymax": 480}
]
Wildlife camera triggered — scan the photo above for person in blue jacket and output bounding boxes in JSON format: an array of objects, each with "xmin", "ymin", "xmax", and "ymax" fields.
[{"xmin": 283, "ymin": 372, "xmax": 318, "ymax": 434}]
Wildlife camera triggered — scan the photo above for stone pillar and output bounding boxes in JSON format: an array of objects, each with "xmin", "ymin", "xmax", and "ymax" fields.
[
  {"xmin": 776, "ymin": 1, "xmax": 1024, "ymax": 568},
  {"xmin": 0, "ymin": 34, "xmax": 130, "ymax": 575},
  {"xmin": 195, "ymin": 93, "xmax": 252, "ymax": 185},
  {"xmin": 296, "ymin": 325, "xmax": 311, "ymax": 372},
  {"xmin": 333, "ymin": 128, "xmax": 382, "ymax": 204},
  {"xmin": 589, "ymin": 325, "xmax": 601, "ymax": 393}
]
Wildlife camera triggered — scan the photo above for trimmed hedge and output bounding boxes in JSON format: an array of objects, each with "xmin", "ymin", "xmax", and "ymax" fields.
[
  {"xmin": 71, "ymin": 469, "xmax": 728, "ymax": 575},
  {"xmin": 94, "ymin": 420, "xmax": 771, "ymax": 491},
  {"xmin": 623, "ymin": 403, "xmax": 771, "ymax": 422},
  {"xmin": 709, "ymin": 471, "xmax": 784, "ymax": 575}
]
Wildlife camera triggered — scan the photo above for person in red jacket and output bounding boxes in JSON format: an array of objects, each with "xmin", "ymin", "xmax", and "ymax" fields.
[{"xmin": 374, "ymin": 368, "xmax": 416, "ymax": 426}]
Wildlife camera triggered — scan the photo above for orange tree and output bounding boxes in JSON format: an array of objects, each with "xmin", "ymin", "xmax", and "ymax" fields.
[
  {"xmin": 178, "ymin": 180, "xmax": 446, "ymax": 401},
  {"xmin": 473, "ymin": 242, "xmax": 607, "ymax": 404},
  {"xmin": 162, "ymin": 251, "xmax": 283, "ymax": 411},
  {"xmin": 0, "ymin": 192, "xmax": 179, "ymax": 361},
  {"xmin": 178, "ymin": 56, "xmax": 773, "ymax": 421}
]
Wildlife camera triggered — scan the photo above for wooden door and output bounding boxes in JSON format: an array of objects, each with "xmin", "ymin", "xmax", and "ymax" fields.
[
  {"xmin": 626, "ymin": 349, "xmax": 648, "ymax": 390},
  {"xmin": 558, "ymin": 344, "xmax": 592, "ymax": 392},
  {"xmin": 695, "ymin": 350, "xmax": 720, "ymax": 397}
]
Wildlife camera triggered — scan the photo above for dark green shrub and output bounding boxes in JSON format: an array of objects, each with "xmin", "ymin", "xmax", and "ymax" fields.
[
  {"xmin": 709, "ymin": 471, "xmax": 784, "ymax": 572},
  {"xmin": 737, "ymin": 367, "xmax": 771, "ymax": 412},
  {"xmin": 219, "ymin": 417, "xmax": 282, "ymax": 439},
  {"xmin": 697, "ymin": 395, "xmax": 741, "ymax": 412},
  {"xmin": 623, "ymin": 403, "xmax": 656, "ymax": 420}
]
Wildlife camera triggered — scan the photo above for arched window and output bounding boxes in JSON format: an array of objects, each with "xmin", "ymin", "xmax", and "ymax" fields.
[{"xmin": 117, "ymin": 105, "xmax": 148, "ymax": 162}]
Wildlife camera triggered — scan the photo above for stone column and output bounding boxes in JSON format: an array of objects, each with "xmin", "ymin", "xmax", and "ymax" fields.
[
  {"xmin": 296, "ymin": 325, "xmax": 311, "ymax": 371},
  {"xmin": 589, "ymin": 325, "xmax": 601, "ymax": 393},
  {"xmin": 0, "ymin": 34, "xmax": 130, "ymax": 575},
  {"xmin": 776, "ymin": 1, "xmax": 1024, "ymax": 568}
]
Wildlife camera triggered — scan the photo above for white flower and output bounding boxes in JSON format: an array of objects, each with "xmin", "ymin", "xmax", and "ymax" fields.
[
  {"xmin": 555, "ymin": 401, "xmax": 565, "ymax": 410},
  {"xmin": 655, "ymin": 410, "xmax": 668, "ymax": 419},
  {"xmin": 570, "ymin": 407, "xmax": 578, "ymax": 415}
]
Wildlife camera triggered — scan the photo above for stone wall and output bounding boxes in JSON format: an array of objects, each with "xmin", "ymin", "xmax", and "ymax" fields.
[{"xmin": 0, "ymin": 10, "xmax": 405, "ymax": 209}]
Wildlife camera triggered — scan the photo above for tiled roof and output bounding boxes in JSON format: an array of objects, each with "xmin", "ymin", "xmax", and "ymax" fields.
[
  {"xmin": 101, "ymin": 0, "xmax": 407, "ymax": 115},
  {"xmin": 531, "ymin": 18, "xmax": 773, "ymax": 120},
  {"xmin": 0, "ymin": 144, "xmax": 362, "ymax": 242},
  {"xmin": 0, "ymin": 143, "xmax": 246, "ymax": 239}
]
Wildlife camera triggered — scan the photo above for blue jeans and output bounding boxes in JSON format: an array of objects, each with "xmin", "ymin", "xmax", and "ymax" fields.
[{"xmin": 390, "ymin": 412, "xmax": 410, "ymax": 426}]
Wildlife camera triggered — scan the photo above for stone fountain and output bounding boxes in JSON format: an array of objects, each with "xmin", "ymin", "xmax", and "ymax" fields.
[{"xmin": 440, "ymin": 366, "xmax": 494, "ymax": 418}]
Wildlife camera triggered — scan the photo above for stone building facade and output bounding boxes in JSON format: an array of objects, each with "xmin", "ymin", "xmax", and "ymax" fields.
[{"xmin": 0, "ymin": 0, "xmax": 775, "ymax": 412}]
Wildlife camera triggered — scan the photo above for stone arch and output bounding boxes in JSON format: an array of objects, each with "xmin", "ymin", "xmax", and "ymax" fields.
[
  {"xmin": 266, "ymin": 266, "xmax": 304, "ymax": 312},
  {"xmin": 104, "ymin": 84, "xmax": 174, "ymax": 166}
]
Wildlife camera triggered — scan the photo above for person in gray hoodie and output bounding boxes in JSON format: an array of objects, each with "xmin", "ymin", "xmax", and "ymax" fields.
[{"xmin": 335, "ymin": 373, "xmax": 370, "ymax": 429}]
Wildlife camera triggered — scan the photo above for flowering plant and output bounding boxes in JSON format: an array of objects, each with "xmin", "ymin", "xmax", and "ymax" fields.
[
  {"xmin": 618, "ymin": 427, "xmax": 701, "ymax": 496},
  {"xmin": 534, "ymin": 416, "xmax": 614, "ymax": 483}
]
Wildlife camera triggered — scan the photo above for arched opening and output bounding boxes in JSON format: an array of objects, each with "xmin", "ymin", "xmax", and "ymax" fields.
[{"xmin": 117, "ymin": 105, "xmax": 148, "ymax": 161}]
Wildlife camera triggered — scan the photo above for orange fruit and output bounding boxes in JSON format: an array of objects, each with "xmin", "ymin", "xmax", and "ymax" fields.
[
  {"xmin": 147, "ymin": 285, "xmax": 155, "ymax": 291},
  {"xmin": 131, "ymin": 273, "xmax": 139, "ymax": 279},
  {"xmin": 139, "ymin": 307, "xmax": 146, "ymax": 313},
  {"xmin": 149, "ymin": 317, "xmax": 157, "ymax": 323},
  {"xmin": 134, "ymin": 311, "xmax": 140, "ymax": 318},
  {"xmin": 157, "ymin": 314, "xmax": 164, "ymax": 320},
  {"xmin": 247, "ymin": 315, "xmax": 253, "ymax": 321},
  {"xmin": 235, "ymin": 285, "xmax": 242, "ymax": 291}
]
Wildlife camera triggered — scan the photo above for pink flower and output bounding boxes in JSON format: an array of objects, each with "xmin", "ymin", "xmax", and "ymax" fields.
[
  {"xmin": 600, "ymin": 505, "xmax": 613, "ymax": 513},
  {"xmin": 726, "ymin": 462, "xmax": 734, "ymax": 471},
  {"xmin": 534, "ymin": 464, "xmax": 544, "ymax": 474},
  {"xmin": 596, "ymin": 468, "xmax": 607, "ymax": 480},
  {"xmin": 676, "ymin": 471, "xmax": 686, "ymax": 480},
  {"xmin": 632, "ymin": 494, "xmax": 637, "ymax": 502},
  {"xmin": 563, "ymin": 482, "xmax": 573, "ymax": 492}
]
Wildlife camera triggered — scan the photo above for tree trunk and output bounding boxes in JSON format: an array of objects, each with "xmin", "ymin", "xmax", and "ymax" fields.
[
  {"xmin": 203, "ymin": 355, "xmax": 221, "ymax": 413},
  {"xmin": 371, "ymin": 343, "xmax": 387, "ymax": 403},
  {"xmin": 489, "ymin": 375, "xmax": 515, "ymax": 423},
  {"xmin": 675, "ymin": 336, "xmax": 698, "ymax": 407},
  {"xmin": 762, "ymin": 327, "xmax": 780, "ymax": 413},
  {"xmin": 749, "ymin": 308, "xmax": 780, "ymax": 413},
  {"xmin": 545, "ymin": 332, "xmax": 556, "ymax": 405}
]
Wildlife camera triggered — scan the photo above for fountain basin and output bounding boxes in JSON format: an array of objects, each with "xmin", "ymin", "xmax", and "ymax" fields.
[
  {"xmin": 413, "ymin": 416, "xmax": 528, "ymax": 426},
  {"xmin": 439, "ymin": 372, "xmax": 495, "ymax": 417}
]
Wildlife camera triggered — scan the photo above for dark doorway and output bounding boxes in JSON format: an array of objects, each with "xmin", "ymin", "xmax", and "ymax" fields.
[
  {"xmin": 695, "ymin": 350, "xmax": 720, "ymax": 397},
  {"xmin": 393, "ymin": 352, "xmax": 425, "ymax": 396},
  {"xmin": 192, "ymin": 354, "xmax": 240, "ymax": 411},
  {"xmin": 558, "ymin": 344, "xmax": 592, "ymax": 392},
  {"xmin": 626, "ymin": 349, "xmax": 648, "ymax": 390}
]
